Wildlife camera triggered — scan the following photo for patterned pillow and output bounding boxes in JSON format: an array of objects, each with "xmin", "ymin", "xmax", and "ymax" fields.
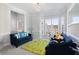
[
  {"xmin": 55, "ymin": 32, "xmax": 61, "ymax": 39},
  {"xmin": 19, "ymin": 32, "xmax": 27, "ymax": 38},
  {"xmin": 15, "ymin": 33, "xmax": 20, "ymax": 39}
]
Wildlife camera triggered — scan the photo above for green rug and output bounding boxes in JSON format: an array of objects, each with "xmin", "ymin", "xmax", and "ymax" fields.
[{"xmin": 22, "ymin": 39, "xmax": 50, "ymax": 55}]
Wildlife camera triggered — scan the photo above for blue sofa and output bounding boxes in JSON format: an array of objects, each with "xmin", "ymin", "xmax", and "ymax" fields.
[
  {"xmin": 45, "ymin": 33, "xmax": 77, "ymax": 55},
  {"xmin": 10, "ymin": 32, "xmax": 32, "ymax": 47}
]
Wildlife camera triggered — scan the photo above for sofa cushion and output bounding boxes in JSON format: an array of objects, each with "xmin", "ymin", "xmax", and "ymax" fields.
[
  {"xmin": 61, "ymin": 33, "xmax": 72, "ymax": 43},
  {"xmin": 48, "ymin": 40, "xmax": 58, "ymax": 45},
  {"xmin": 19, "ymin": 32, "xmax": 27, "ymax": 38},
  {"xmin": 14, "ymin": 32, "xmax": 27, "ymax": 39}
]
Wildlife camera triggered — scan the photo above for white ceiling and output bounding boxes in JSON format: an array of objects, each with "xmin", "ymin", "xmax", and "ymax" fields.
[
  {"xmin": 40, "ymin": 3, "xmax": 71, "ymax": 18},
  {"xmin": 70, "ymin": 4, "xmax": 79, "ymax": 15},
  {"xmin": 9, "ymin": 3, "xmax": 71, "ymax": 17}
]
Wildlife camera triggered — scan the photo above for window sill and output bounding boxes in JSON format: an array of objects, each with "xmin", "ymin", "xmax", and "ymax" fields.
[{"xmin": 67, "ymin": 22, "xmax": 79, "ymax": 27}]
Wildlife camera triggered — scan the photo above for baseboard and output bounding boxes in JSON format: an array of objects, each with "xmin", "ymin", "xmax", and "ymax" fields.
[{"xmin": 0, "ymin": 33, "xmax": 11, "ymax": 50}]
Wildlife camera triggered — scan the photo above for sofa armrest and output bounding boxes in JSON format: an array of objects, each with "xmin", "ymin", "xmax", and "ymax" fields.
[
  {"xmin": 28, "ymin": 33, "xmax": 32, "ymax": 36},
  {"xmin": 10, "ymin": 34, "xmax": 20, "ymax": 47},
  {"xmin": 10, "ymin": 34, "xmax": 17, "ymax": 40}
]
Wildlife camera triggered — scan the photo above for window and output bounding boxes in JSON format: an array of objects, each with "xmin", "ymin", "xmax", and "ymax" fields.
[
  {"xmin": 45, "ymin": 18, "xmax": 59, "ymax": 25},
  {"xmin": 52, "ymin": 18, "xmax": 59, "ymax": 25},
  {"xmin": 61, "ymin": 17, "xmax": 64, "ymax": 25},
  {"xmin": 46, "ymin": 19, "xmax": 51, "ymax": 25},
  {"xmin": 72, "ymin": 16, "xmax": 79, "ymax": 23}
]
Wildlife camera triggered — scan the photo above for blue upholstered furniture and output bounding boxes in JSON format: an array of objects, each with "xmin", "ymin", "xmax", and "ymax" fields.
[
  {"xmin": 10, "ymin": 32, "xmax": 32, "ymax": 47},
  {"xmin": 45, "ymin": 33, "xmax": 77, "ymax": 55}
]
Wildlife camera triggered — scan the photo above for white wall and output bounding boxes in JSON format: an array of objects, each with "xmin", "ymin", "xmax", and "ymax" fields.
[
  {"xmin": 0, "ymin": 4, "xmax": 11, "ymax": 49},
  {"xmin": 0, "ymin": 4, "xmax": 10, "ymax": 35},
  {"xmin": 24, "ymin": 14, "xmax": 32, "ymax": 33},
  {"xmin": 0, "ymin": 3, "xmax": 29, "ymax": 35},
  {"xmin": 31, "ymin": 13, "xmax": 40, "ymax": 39},
  {"xmin": 67, "ymin": 23, "xmax": 79, "ymax": 38}
]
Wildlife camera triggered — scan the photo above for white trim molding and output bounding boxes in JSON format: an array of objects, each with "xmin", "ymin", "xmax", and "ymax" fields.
[{"xmin": 67, "ymin": 33, "xmax": 79, "ymax": 42}]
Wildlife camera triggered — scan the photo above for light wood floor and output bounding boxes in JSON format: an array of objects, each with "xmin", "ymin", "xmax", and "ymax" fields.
[{"xmin": 0, "ymin": 45, "xmax": 35, "ymax": 55}]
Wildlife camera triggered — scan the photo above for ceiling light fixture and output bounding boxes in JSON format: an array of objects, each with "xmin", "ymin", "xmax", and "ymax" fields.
[{"xmin": 32, "ymin": 3, "xmax": 40, "ymax": 11}]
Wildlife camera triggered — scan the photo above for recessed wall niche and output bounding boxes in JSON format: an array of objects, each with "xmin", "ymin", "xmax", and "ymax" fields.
[{"xmin": 11, "ymin": 11, "xmax": 24, "ymax": 33}]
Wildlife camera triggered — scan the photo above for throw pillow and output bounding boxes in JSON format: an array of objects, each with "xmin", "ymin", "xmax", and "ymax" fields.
[
  {"xmin": 19, "ymin": 32, "xmax": 27, "ymax": 38},
  {"xmin": 15, "ymin": 33, "xmax": 20, "ymax": 39}
]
